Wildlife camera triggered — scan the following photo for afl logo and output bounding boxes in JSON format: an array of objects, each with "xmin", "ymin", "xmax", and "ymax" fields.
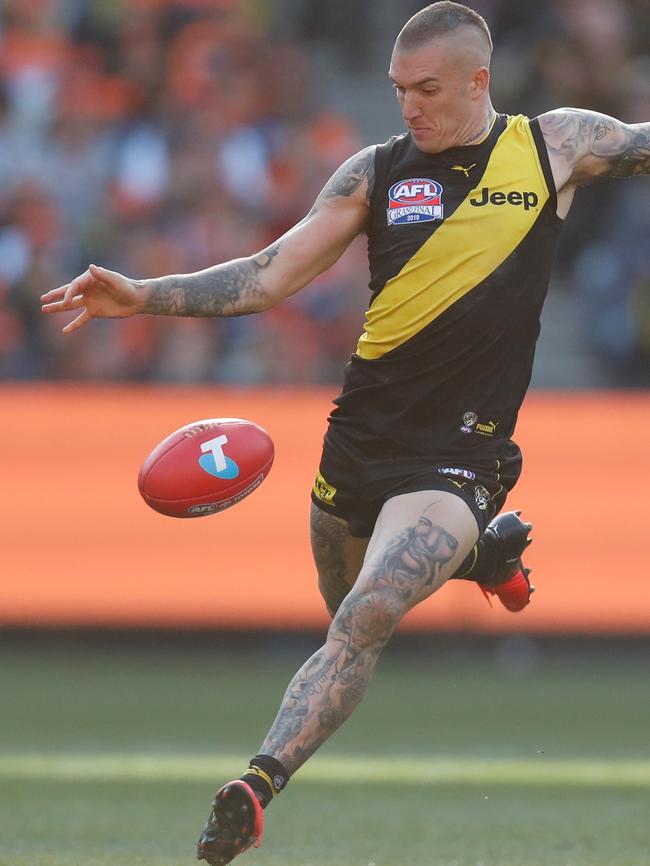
[{"xmin": 387, "ymin": 178, "xmax": 444, "ymax": 226}]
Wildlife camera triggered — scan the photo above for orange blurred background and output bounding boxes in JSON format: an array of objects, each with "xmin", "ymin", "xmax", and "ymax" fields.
[{"xmin": 1, "ymin": 385, "xmax": 648, "ymax": 633}]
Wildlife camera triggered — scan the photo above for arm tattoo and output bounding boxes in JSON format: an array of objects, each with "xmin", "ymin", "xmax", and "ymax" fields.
[
  {"xmin": 540, "ymin": 108, "xmax": 594, "ymax": 165},
  {"xmin": 541, "ymin": 108, "xmax": 650, "ymax": 180},
  {"xmin": 139, "ymin": 242, "xmax": 280, "ymax": 317},
  {"xmin": 138, "ymin": 146, "xmax": 375, "ymax": 318},
  {"xmin": 593, "ymin": 118, "xmax": 615, "ymax": 142},
  {"xmin": 595, "ymin": 121, "xmax": 650, "ymax": 178},
  {"xmin": 259, "ymin": 503, "xmax": 459, "ymax": 773},
  {"xmin": 313, "ymin": 146, "xmax": 376, "ymax": 209}
]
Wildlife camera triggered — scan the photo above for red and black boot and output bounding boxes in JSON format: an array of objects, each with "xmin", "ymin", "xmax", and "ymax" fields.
[
  {"xmin": 197, "ymin": 781, "xmax": 264, "ymax": 866},
  {"xmin": 455, "ymin": 511, "xmax": 535, "ymax": 612}
]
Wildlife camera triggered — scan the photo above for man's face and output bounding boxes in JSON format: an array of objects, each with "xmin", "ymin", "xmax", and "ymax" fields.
[
  {"xmin": 395, "ymin": 508, "xmax": 459, "ymax": 582},
  {"xmin": 413, "ymin": 511, "xmax": 458, "ymax": 560},
  {"xmin": 389, "ymin": 33, "xmax": 487, "ymax": 154}
]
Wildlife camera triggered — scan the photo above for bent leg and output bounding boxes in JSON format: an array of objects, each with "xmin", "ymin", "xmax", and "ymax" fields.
[
  {"xmin": 310, "ymin": 502, "xmax": 369, "ymax": 616},
  {"xmin": 259, "ymin": 490, "xmax": 478, "ymax": 774}
]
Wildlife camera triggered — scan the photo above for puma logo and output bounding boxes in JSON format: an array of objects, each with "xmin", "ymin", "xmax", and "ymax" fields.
[{"xmin": 451, "ymin": 163, "xmax": 476, "ymax": 177}]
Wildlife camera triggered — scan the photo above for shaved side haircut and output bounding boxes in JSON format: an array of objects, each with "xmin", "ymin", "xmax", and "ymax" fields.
[{"xmin": 396, "ymin": 2, "xmax": 493, "ymax": 61}]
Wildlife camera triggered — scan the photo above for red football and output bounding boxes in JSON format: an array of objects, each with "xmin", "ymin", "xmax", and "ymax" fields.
[{"xmin": 138, "ymin": 418, "xmax": 274, "ymax": 518}]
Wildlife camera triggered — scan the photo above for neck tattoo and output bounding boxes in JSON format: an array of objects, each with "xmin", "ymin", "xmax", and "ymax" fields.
[{"xmin": 460, "ymin": 111, "xmax": 496, "ymax": 146}]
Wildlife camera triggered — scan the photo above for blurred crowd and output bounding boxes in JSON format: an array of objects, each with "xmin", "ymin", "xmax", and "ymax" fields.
[{"xmin": 1, "ymin": 0, "xmax": 649, "ymax": 384}]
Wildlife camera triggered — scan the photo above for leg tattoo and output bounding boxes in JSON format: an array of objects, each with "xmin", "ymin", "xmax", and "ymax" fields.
[
  {"xmin": 260, "ymin": 501, "xmax": 459, "ymax": 775},
  {"xmin": 376, "ymin": 510, "xmax": 459, "ymax": 595},
  {"xmin": 310, "ymin": 504, "xmax": 368, "ymax": 616}
]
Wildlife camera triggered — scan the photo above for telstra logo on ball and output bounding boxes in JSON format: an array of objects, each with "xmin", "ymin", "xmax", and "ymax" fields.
[{"xmin": 199, "ymin": 435, "xmax": 240, "ymax": 479}]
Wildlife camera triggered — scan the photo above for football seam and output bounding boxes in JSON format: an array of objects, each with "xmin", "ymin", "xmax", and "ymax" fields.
[{"xmin": 138, "ymin": 420, "xmax": 268, "ymax": 485}]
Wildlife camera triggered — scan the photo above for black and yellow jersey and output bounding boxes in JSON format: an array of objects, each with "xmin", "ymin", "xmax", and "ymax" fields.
[{"xmin": 333, "ymin": 113, "xmax": 562, "ymax": 460}]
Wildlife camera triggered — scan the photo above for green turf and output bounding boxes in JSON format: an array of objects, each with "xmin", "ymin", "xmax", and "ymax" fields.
[{"xmin": 1, "ymin": 640, "xmax": 649, "ymax": 866}]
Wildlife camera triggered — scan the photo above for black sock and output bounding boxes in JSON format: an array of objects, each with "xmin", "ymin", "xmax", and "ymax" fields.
[
  {"xmin": 453, "ymin": 532, "xmax": 499, "ymax": 583},
  {"xmin": 240, "ymin": 754, "xmax": 289, "ymax": 809}
]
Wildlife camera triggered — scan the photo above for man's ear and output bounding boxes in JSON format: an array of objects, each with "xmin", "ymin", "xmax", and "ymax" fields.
[{"xmin": 471, "ymin": 67, "xmax": 490, "ymax": 99}]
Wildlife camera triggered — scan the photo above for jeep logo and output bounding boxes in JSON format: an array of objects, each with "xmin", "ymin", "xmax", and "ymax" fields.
[{"xmin": 469, "ymin": 187, "xmax": 539, "ymax": 210}]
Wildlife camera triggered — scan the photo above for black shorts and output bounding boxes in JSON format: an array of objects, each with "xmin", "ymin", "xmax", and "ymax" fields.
[{"xmin": 311, "ymin": 414, "xmax": 522, "ymax": 538}]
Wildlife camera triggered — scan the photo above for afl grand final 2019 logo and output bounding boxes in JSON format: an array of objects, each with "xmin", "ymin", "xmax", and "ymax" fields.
[{"xmin": 387, "ymin": 178, "xmax": 444, "ymax": 226}]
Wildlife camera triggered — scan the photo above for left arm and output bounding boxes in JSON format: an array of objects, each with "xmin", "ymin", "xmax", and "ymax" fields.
[{"xmin": 538, "ymin": 108, "xmax": 650, "ymax": 190}]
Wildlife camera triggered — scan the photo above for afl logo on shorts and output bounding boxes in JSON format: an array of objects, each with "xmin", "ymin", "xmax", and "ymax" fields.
[{"xmin": 387, "ymin": 178, "xmax": 444, "ymax": 226}]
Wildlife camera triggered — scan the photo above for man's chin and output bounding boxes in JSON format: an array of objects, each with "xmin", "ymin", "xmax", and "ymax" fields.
[{"xmin": 409, "ymin": 129, "xmax": 446, "ymax": 154}]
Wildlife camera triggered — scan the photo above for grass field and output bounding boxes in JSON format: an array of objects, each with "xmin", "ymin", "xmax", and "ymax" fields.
[{"xmin": 1, "ymin": 636, "xmax": 649, "ymax": 866}]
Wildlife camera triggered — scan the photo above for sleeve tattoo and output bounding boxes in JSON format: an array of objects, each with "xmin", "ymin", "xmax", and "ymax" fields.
[
  {"xmin": 313, "ymin": 146, "xmax": 376, "ymax": 206},
  {"xmin": 258, "ymin": 506, "xmax": 458, "ymax": 773},
  {"xmin": 141, "ymin": 147, "xmax": 376, "ymax": 318},
  {"xmin": 140, "ymin": 243, "xmax": 280, "ymax": 318},
  {"xmin": 541, "ymin": 108, "xmax": 650, "ymax": 180},
  {"xmin": 594, "ymin": 119, "xmax": 650, "ymax": 178}
]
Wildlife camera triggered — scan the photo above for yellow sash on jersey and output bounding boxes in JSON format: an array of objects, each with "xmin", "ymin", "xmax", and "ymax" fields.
[{"xmin": 357, "ymin": 115, "xmax": 551, "ymax": 360}]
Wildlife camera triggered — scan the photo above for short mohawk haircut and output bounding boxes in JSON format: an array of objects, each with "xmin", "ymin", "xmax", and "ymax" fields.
[{"xmin": 396, "ymin": 2, "xmax": 493, "ymax": 60}]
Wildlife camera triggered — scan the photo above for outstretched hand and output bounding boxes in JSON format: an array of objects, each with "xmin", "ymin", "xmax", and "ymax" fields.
[{"xmin": 41, "ymin": 264, "xmax": 143, "ymax": 333}]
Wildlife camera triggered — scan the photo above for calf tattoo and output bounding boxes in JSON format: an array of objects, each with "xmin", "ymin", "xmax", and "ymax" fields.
[
  {"xmin": 310, "ymin": 505, "xmax": 353, "ymax": 616},
  {"xmin": 260, "ymin": 503, "xmax": 459, "ymax": 774}
]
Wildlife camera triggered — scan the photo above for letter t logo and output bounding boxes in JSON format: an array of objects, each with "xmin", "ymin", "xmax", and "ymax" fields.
[{"xmin": 200, "ymin": 435, "xmax": 229, "ymax": 472}]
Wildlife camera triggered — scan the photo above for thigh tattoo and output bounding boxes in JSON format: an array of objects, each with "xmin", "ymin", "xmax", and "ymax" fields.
[{"xmin": 369, "ymin": 505, "xmax": 460, "ymax": 604}]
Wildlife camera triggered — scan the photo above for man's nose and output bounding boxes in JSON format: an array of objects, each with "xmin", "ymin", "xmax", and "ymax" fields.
[{"xmin": 402, "ymin": 91, "xmax": 423, "ymax": 121}]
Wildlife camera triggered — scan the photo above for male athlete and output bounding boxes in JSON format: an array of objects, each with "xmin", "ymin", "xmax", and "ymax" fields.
[{"xmin": 41, "ymin": 3, "xmax": 650, "ymax": 864}]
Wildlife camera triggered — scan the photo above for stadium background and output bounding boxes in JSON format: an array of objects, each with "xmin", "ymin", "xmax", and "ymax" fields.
[{"xmin": 1, "ymin": 3, "xmax": 649, "ymax": 865}]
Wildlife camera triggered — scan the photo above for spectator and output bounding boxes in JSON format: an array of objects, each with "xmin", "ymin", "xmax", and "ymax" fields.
[{"xmin": 1, "ymin": 0, "xmax": 649, "ymax": 384}]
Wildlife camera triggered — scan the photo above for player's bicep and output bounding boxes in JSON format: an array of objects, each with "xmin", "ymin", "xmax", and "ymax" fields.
[
  {"xmin": 254, "ymin": 146, "xmax": 376, "ymax": 306},
  {"xmin": 539, "ymin": 108, "xmax": 650, "ymax": 187},
  {"xmin": 310, "ymin": 144, "xmax": 376, "ymax": 210},
  {"xmin": 588, "ymin": 116, "xmax": 650, "ymax": 179}
]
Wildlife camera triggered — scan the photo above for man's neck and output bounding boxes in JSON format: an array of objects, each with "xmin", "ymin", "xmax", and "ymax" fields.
[{"xmin": 458, "ymin": 106, "xmax": 496, "ymax": 147}]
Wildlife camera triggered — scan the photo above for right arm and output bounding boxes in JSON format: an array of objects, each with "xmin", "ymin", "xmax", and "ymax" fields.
[
  {"xmin": 538, "ymin": 108, "xmax": 650, "ymax": 217},
  {"xmin": 41, "ymin": 146, "xmax": 376, "ymax": 332}
]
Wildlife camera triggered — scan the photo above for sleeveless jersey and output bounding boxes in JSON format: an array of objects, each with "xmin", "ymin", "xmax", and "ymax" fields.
[{"xmin": 333, "ymin": 113, "xmax": 563, "ymax": 460}]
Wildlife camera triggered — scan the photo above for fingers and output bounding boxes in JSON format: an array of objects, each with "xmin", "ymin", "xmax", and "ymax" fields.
[
  {"xmin": 41, "ymin": 294, "xmax": 85, "ymax": 313},
  {"xmin": 41, "ymin": 269, "xmax": 93, "ymax": 310},
  {"xmin": 41, "ymin": 269, "xmax": 97, "ymax": 331},
  {"xmin": 40, "ymin": 284, "xmax": 69, "ymax": 304},
  {"xmin": 90, "ymin": 263, "xmax": 123, "ymax": 287},
  {"xmin": 62, "ymin": 309, "xmax": 92, "ymax": 333},
  {"xmin": 63, "ymin": 269, "xmax": 94, "ymax": 305},
  {"xmin": 89, "ymin": 263, "xmax": 111, "ymax": 279},
  {"xmin": 41, "ymin": 270, "xmax": 94, "ymax": 331}
]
